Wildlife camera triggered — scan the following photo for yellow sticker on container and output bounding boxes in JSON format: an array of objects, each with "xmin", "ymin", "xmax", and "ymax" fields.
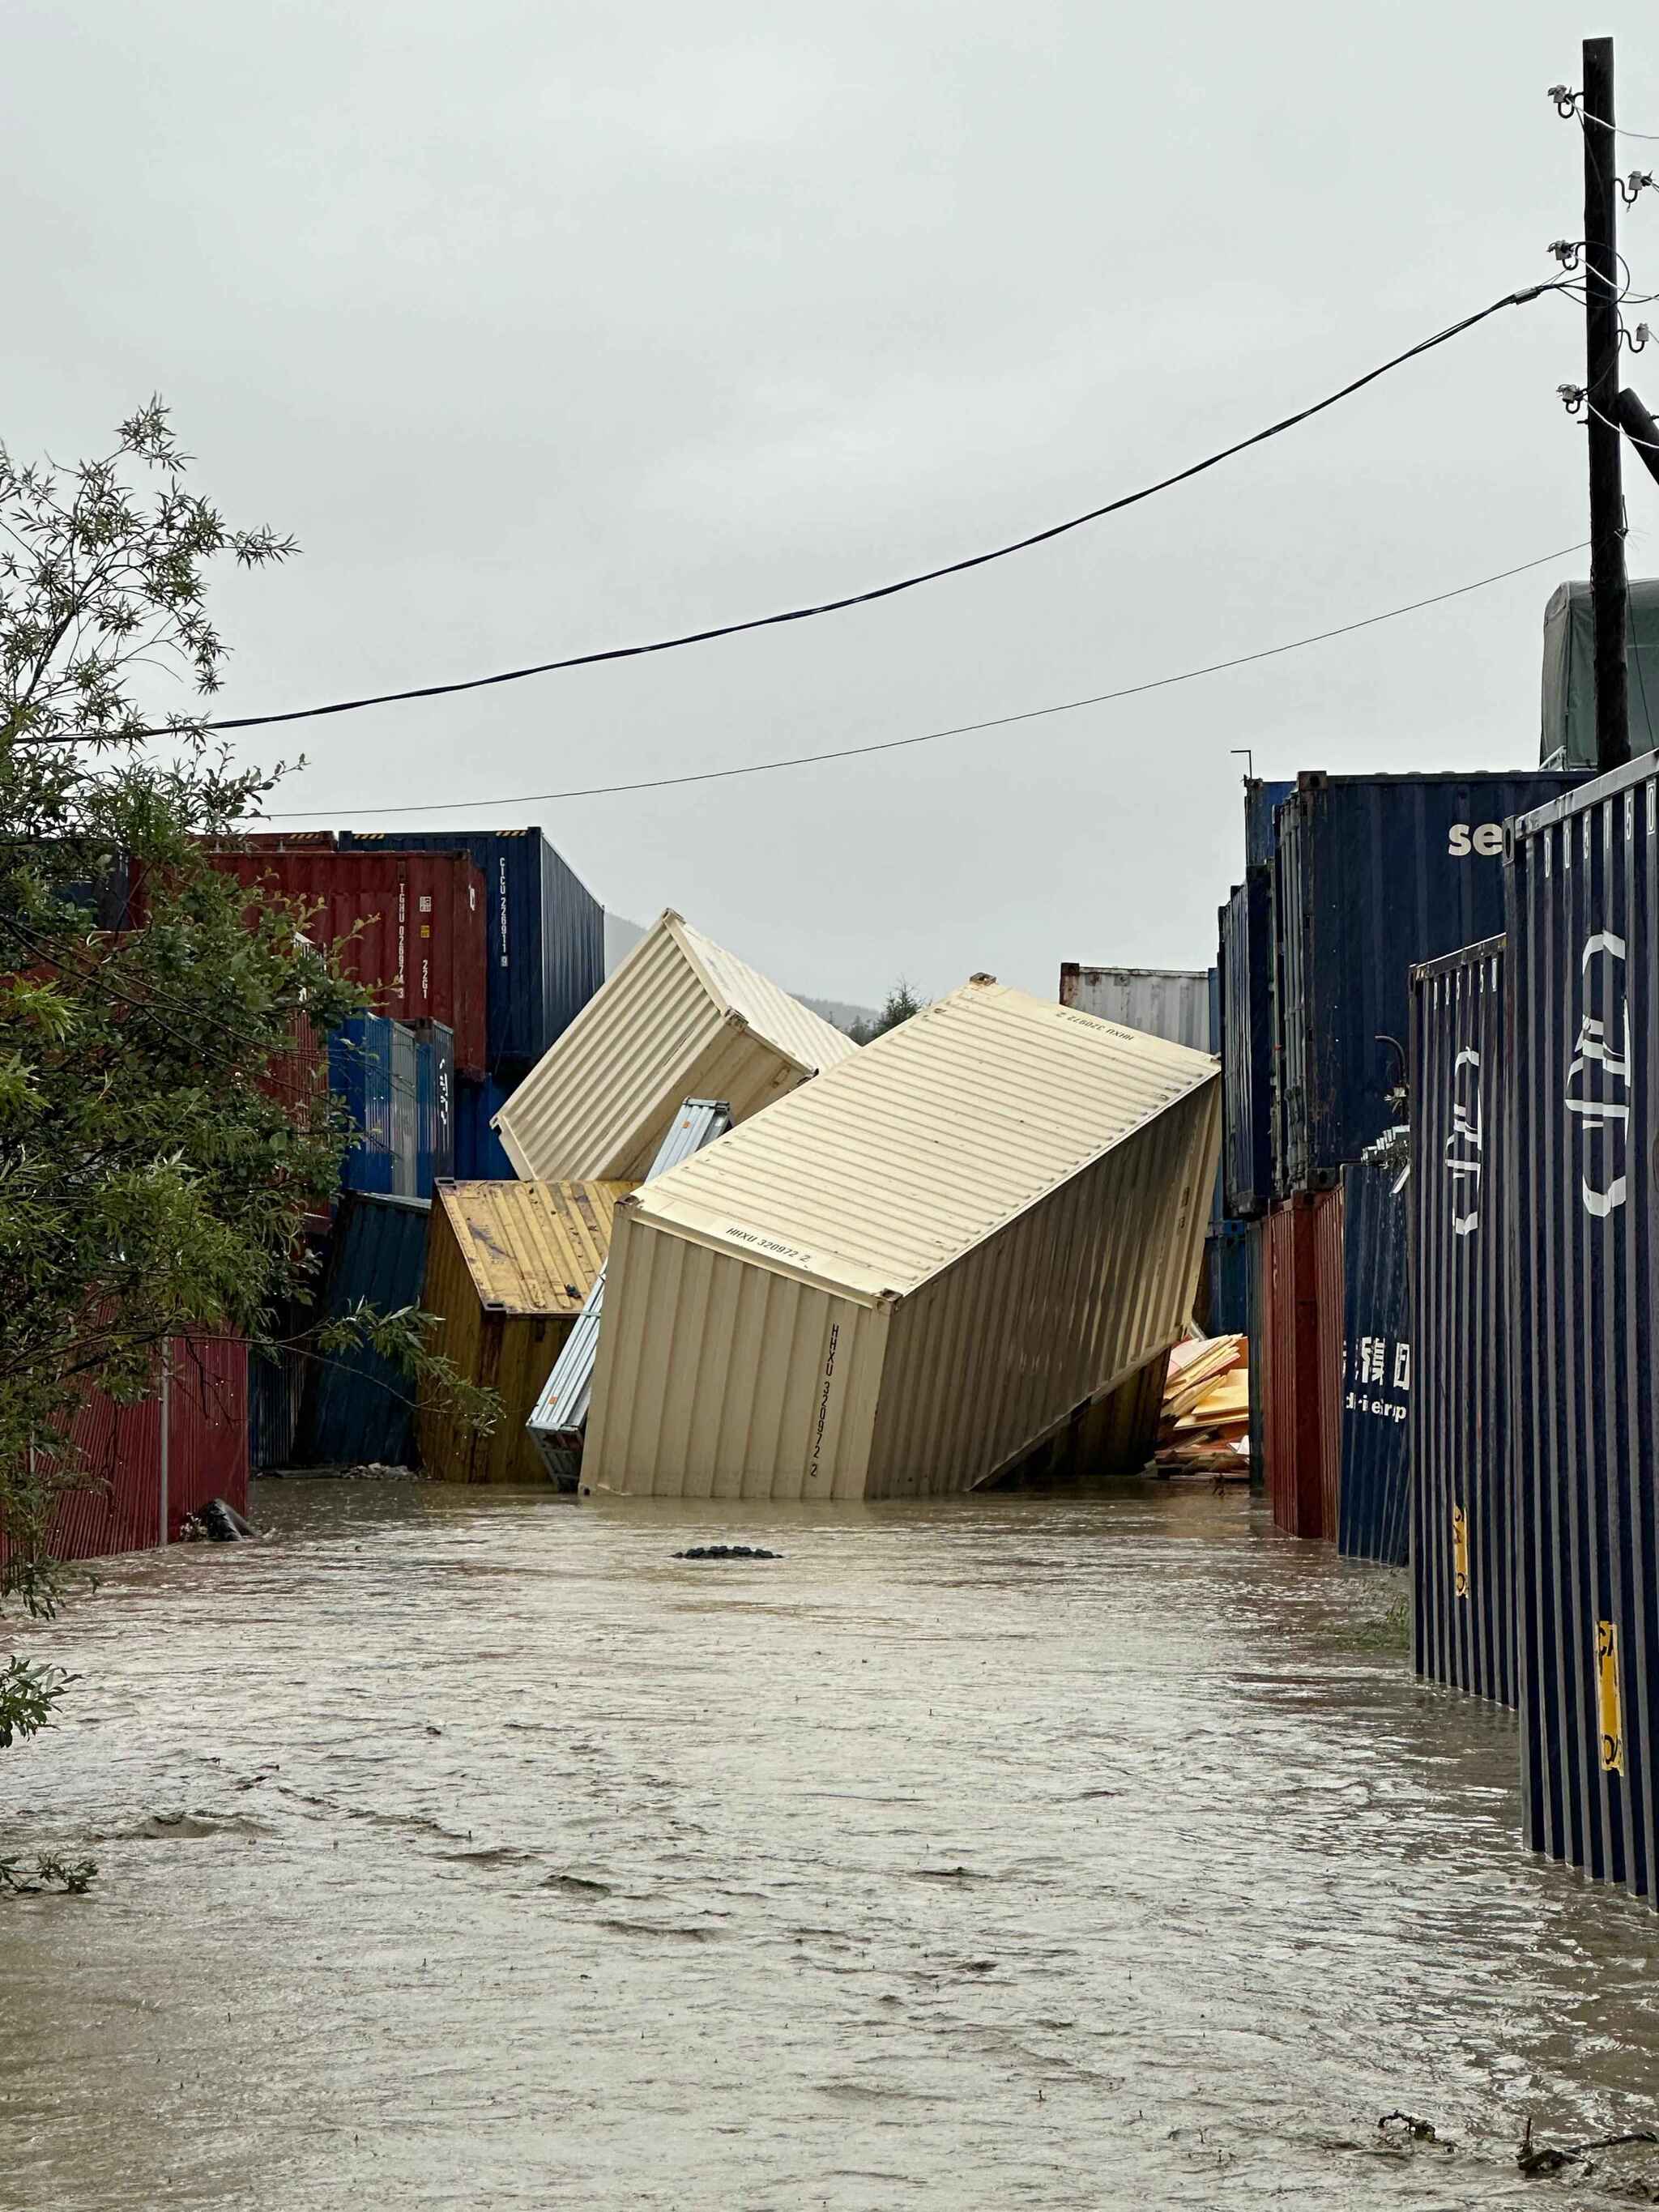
[
  {"xmin": 1598, "ymin": 1619, "xmax": 1625, "ymax": 1775},
  {"xmin": 1452, "ymin": 1505, "xmax": 1469, "ymax": 1598}
]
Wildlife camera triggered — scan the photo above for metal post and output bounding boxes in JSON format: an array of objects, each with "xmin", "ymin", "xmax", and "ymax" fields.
[
  {"xmin": 159, "ymin": 1345, "xmax": 171, "ymax": 1547},
  {"xmin": 1584, "ymin": 36, "xmax": 1631, "ymax": 774}
]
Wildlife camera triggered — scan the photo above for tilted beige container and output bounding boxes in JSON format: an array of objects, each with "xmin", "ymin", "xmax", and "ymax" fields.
[
  {"xmin": 581, "ymin": 976, "xmax": 1221, "ymax": 1502},
  {"xmin": 493, "ymin": 910, "xmax": 859, "ymax": 1183}
]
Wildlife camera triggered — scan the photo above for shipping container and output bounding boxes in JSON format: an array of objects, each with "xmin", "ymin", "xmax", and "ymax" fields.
[
  {"xmin": 1244, "ymin": 778, "xmax": 1297, "ymax": 868},
  {"xmin": 1508, "ymin": 763, "xmax": 1659, "ymax": 1899},
  {"xmin": 1243, "ymin": 1217, "xmax": 1267, "ymax": 1480},
  {"xmin": 1539, "ymin": 579, "xmax": 1659, "ymax": 769},
  {"xmin": 1274, "ymin": 770, "xmax": 1582, "ymax": 1194},
  {"xmin": 208, "ymin": 849, "xmax": 488, "ymax": 1077},
  {"xmin": 1337, "ymin": 1149, "xmax": 1411, "ymax": 1566},
  {"xmin": 1205, "ymin": 1225, "xmax": 1253, "ymax": 1336},
  {"xmin": 412, "ymin": 1021, "xmax": 455, "ymax": 1194},
  {"xmin": 1260, "ymin": 1193, "xmax": 1342, "ymax": 1539},
  {"xmin": 21, "ymin": 1336, "xmax": 249, "ymax": 1563},
  {"xmin": 249, "ymin": 1342, "xmax": 306, "ymax": 1472},
  {"xmin": 328, "ymin": 1016, "xmax": 416, "ymax": 1197},
  {"xmin": 455, "ymin": 1075, "xmax": 518, "ymax": 1179},
  {"xmin": 495, "ymin": 910, "xmax": 859, "ymax": 1184},
  {"xmin": 291, "ymin": 1193, "xmax": 431, "ymax": 1468},
  {"xmin": 1056, "ymin": 965, "xmax": 1213, "ymax": 1049},
  {"xmin": 581, "ymin": 977, "xmax": 1219, "ymax": 1502},
  {"xmin": 1409, "ymin": 936, "xmax": 1515, "ymax": 1704},
  {"xmin": 527, "ymin": 1098, "xmax": 734, "ymax": 1477},
  {"xmin": 1219, "ymin": 867, "xmax": 1275, "ymax": 1218},
  {"xmin": 995, "ymin": 1349, "xmax": 1171, "ymax": 1485},
  {"xmin": 418, "ymin": 1179, "xmax": 631, "ymax": 1483},
  {"xmin": 339, "ymin": 828, "xmax": 602, "ymax": 1072}
]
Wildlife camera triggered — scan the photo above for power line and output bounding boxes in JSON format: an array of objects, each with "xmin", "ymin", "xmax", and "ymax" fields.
[
  {"xmin": 86, "ymin": 278, "xmax": 1564, "ymax": 747},
  {"xmin": 257, "ymin": 541, "xmax": 1588, "ymax": 819},
  {"xmin": 1577, "ymin": 104, "xmax": 1659, "ymax": 145}
]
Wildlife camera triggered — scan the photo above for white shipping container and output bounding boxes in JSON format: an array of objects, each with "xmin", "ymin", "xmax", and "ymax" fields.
[
  {"xmin": 1057, "ymin": 964, "xmax": 1213, "ymax": 1051},
  {"xmin": 493, "ymin": 910, "xmax": 858, "ymax": 1183},
  {"xmin": 582, "ymin": 976, "xmax": 1221, "ymax": 1502}
]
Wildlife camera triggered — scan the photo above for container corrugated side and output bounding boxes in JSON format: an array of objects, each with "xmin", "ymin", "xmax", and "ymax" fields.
[
  {"xmin": 1221, "ymin": 869, "xmax": 1274, "ymax": 1218},
  {"xmin": 1337, "ymin": 1157, "xmax": 1411, "ymax": 1566},
  {"xmin": 339, "ymin": 828, "xmax": 603, "ymax": 1071},
  {"xmin": 1244, "ymin": 778, "xmax": 1296, "ymax": 868},
  {"xmin": 1275, "ymin": 771, "xmax": 1583, "ymax": 1194},
  {"xmin": 1508, "ymin": 763, "xmax": 1659, "ymax": 1901},
  {"xmin": 999, "ymin": 1349, "xmax": 1171, "ymax": 1482},
  {"xmin": 292, "ymin": 1194, "xmax": 430, "ymax": 1468},
  {"xmin": 1410, "ymin": 937, "xmax": 1515, "ymax": 1703},
  {"xmin": 1205, "ymin": 1227, "xmax": 1252, "ymax": 1336},
  {"xmin": 22, "ymin": 1336, "xmax": 249, "ymax": 1562},
  {"xmin": 1056, "ymin": 965, "xmax": 1212, "ymax": 1049},
  {"xmin": 1539, "ymin": 579, "xmax": 1659, "ymax": 770},
  {"xmin": 1261, "ymin": 1198, "xmax": 1326, "ymax": 1537},
  {"xmin": 208, "ymin": 849, "xmax": 488, "ymax": 1077},
  {"xmin": 495, "ymin": 912, "xmax": 835, "ymax": 1184},
  {"xmin": 1313, "ymin": 1183, "xmax": 1345, "ymax": 1541},
  {"xmin": 456, "ymin": 1076, "xmax": 518, "ymax": 1178},
  {"xmin": 412, "ymin": 1021, "xmax": 455, "ymax": 1195},
  {"xmin": 582, "ymin": 982, "xmax": 1218, "ymax": 1501}
]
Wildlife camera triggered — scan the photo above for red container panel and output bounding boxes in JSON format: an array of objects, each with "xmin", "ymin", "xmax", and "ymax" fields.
[
  {"xmin": 1261, "ymin": 1195, "xmax": 1342, "ymax": 1539},
  {"xmin": 1313, "ymin": 1183, "xmax": 1345, "ymax": 1541},
  {"xmin": 208, "ymin": 851, "xmax": 488, "ymax": 1078},
  {"xmin": 17, "ymin": 1336, "xmax": 249, "ymax": 1566}
]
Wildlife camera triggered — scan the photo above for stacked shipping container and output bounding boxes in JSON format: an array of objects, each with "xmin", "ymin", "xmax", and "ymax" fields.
[{"xmin": 1336, "ymin": 1149, "xmax": 1411, "ymax": 1566}]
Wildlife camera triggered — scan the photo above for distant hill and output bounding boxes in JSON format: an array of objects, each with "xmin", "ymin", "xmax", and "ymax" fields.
[{"xmin": 796, "ymin": 995, "xmax": 878, "ymax": 1038}]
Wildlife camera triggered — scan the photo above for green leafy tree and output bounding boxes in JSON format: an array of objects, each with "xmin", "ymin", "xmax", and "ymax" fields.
[
  {"xmin": 848, "ymin": 978, "xmax": 928, "ymax": 1046},
  {"xmin": 0, "ymin": 402, "xmax": 493, "ymax": 1757}
]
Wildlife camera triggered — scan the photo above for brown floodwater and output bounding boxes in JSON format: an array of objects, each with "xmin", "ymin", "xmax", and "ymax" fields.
[{"xmin": 2, "ymin": 1477, "xmax": 1657, "ymax": 2210}]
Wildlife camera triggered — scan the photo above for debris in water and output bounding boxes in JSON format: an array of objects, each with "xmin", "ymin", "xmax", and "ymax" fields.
[
  {"xmin": 672, "ymin": 1544, "xmax": 781, "ymax": 1561},
  {"xmin": 1377, "ymin": 2112, "xmax": 1438, "ymax": 2142},
  {"xmin": 181, "ymin": 1498, "xmax": 255, "ymax": 1542},
  {"xmin": 1516, "ymin": 2115, "xmax": 1659, "ymax": 2176}
]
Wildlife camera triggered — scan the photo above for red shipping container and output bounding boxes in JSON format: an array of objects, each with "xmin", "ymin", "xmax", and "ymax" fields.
[
  {"xmin": 8, "ymin": 1336, "xmax": 250, "ymax": 1566},
  {"xmin": 1260, "ymin": 1194, "xmax": 1345, "ymax": 1540},
  {"xmin": 208, "ymin": 850, "xmax": 488, "ymax": 1077},
  {"xmin": 1312, "ymin": 1183, "xmax": 1346, "ymax": 1542}
]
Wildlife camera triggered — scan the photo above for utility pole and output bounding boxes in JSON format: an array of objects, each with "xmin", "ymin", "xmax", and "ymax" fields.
[{"xmin": 1584, "ymin": 35, "xmax": 1631, "ymax": 774}]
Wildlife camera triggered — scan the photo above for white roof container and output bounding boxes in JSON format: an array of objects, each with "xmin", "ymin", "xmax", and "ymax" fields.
[
  {"xmin": 581, "ymin": 975, "xmax": 1221, "ymax": 1502},
  {"xmin": 493, "ymin": 910, "xmax": 859, "ymax": 1183}
]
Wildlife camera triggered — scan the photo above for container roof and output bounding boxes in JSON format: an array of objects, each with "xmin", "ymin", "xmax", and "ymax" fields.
[
  {"xmin": 672, "ymin": 914, "xmax": 859, "ymax": 1076},
  {"xmin": 631, "ymin": 977, "xmax": 1218, "ymax": 1302},
  {"xmin": 436, "ymin": 1179, "xmax": 635, "ymax": 1315}
]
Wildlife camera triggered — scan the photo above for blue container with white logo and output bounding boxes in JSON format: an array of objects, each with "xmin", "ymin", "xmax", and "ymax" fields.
[
  {"xmin": 1508, "ymin": 762, "xmax": 1659, "ymax": 1906},
  {"xmin": 410, "ymin": 1021, "xmax": 455, "ymax": 1195},
  {"xmin": 339, "ymin": 827, "xmax": 602, "ymax": 1073},
  {"xmin": 1336, "ymin": 1148, "xmax": 1410, "ymax": 1566},
  {"xmin": 1275, "ymin": 770, "xmax": 1582, "ymax": 1194}
]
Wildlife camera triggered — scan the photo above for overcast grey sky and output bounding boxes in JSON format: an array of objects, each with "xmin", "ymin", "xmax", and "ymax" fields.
[{"xmin": 8, "ymin": 4, "xmax": 1658, "ymax": 1004}]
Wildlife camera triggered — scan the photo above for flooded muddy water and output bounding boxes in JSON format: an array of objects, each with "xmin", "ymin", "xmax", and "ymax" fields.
[{"xmin": 2, "ymin": 1478, "xmax": 1657, "ymax": 2209}]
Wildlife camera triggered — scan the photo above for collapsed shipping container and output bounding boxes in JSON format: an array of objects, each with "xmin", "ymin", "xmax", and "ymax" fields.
[
  {"xmin": 581, "ymin": 977, "xmax": 1220, "ymax": 1502},
  {"xmin": 292, "ymin": 1193, "xmax": 431, "ymax": 1468},
  {"xmin": 1259, "ymin": 1191, "xmax": 1342, "ymax": 1539},
  {"xmin": 20, "ymin": 1336, "xmax": 249, "ymax": 1562},
  {"xmin": 1273, "ymin": 769, "xmax": 1581, "ymax": 1195},
  {"xmin": 1508, "ymin": 764, "xmax": 1659, "ymax": 1900},
  {"xmin": 418, "ymin": 1178, "xmax": 631, "ymax": 1484},
  {"xmin": 494, "ymin": 909, "xmax": 859, "ymax": 1184},
  {"xmin": 339, "ymin": 827, "xmax": 603, "ymax": 1072},
  {"xmin": 1336, "ymin": 1148, "xmax": 1410, "ymax": 1566},
  {"xmin": 1219, "ymin": 867, "xmax": 1274, "ymax": 1218},
  {"xmin": 1408, "ymin": 936, "xmax": 1515, "ymax": 1705},
  {"xmin": 1056, "ymin": 965, "xmax": 1213, "ymax": 1049},
  {"xmin": 207, "ymin": 849, "xmax": 488, "ymax": 1078}
]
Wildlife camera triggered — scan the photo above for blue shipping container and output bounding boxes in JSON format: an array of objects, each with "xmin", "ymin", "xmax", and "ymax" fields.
[
  {"xmin": 1244, "ymin": 778, "xmax": 1296, "ymax": 869},
  {"xmin": 1336, "ymin": 1151, "xmax": 1410, "ymax": 1566},
  {"xmin": 1205, "ymin": 1225, "xmax": 1252, "ymax": 1336},
  {"xmin": 454, "ymin": 1074, "xmax": 519, "ymax": 1179},
  {"xmin": 1508, "ymin": 763, "xmax": 1659, "ymax": 1904},
  {"xmin": 339, "ymin": 828, "xmax": 603, "ymax": 1072},
  {"xmin": 1275, "ymin": 770, "xmax": 1583, "ymax": 1194},
  {"xmin": 329, "ymin": 1016, "xmax": 420, "ymax": 1197},
  {"xmin": 291, "ymin": 1192, "xmax": 431, "ymax": 1468},
  {"xmin": 411, "ymin": 1021, "xmax": 455, "ymax": 1194},
  {"xmin": 1409, "ymin": 936, "xmax": 1515, "ymax": 1707},
  {"xmin": 1219, "ymin": 867, "xmax": 1274, "ymax": 1219}
]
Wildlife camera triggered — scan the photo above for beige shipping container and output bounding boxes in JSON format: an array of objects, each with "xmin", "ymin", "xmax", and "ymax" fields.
[
  {"xmin": 581, "ymin": 976, "xmax": 1220, "ymax": 1502},
  {"xmin": 493, "ymin": 910, "xmax": 858, "ymax": 1184}
]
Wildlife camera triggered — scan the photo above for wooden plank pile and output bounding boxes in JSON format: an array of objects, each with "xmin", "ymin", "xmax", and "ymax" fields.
[{"xmin": 1155, "ymin": 1334, "xmax": 1249, "ymax": 1478}]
